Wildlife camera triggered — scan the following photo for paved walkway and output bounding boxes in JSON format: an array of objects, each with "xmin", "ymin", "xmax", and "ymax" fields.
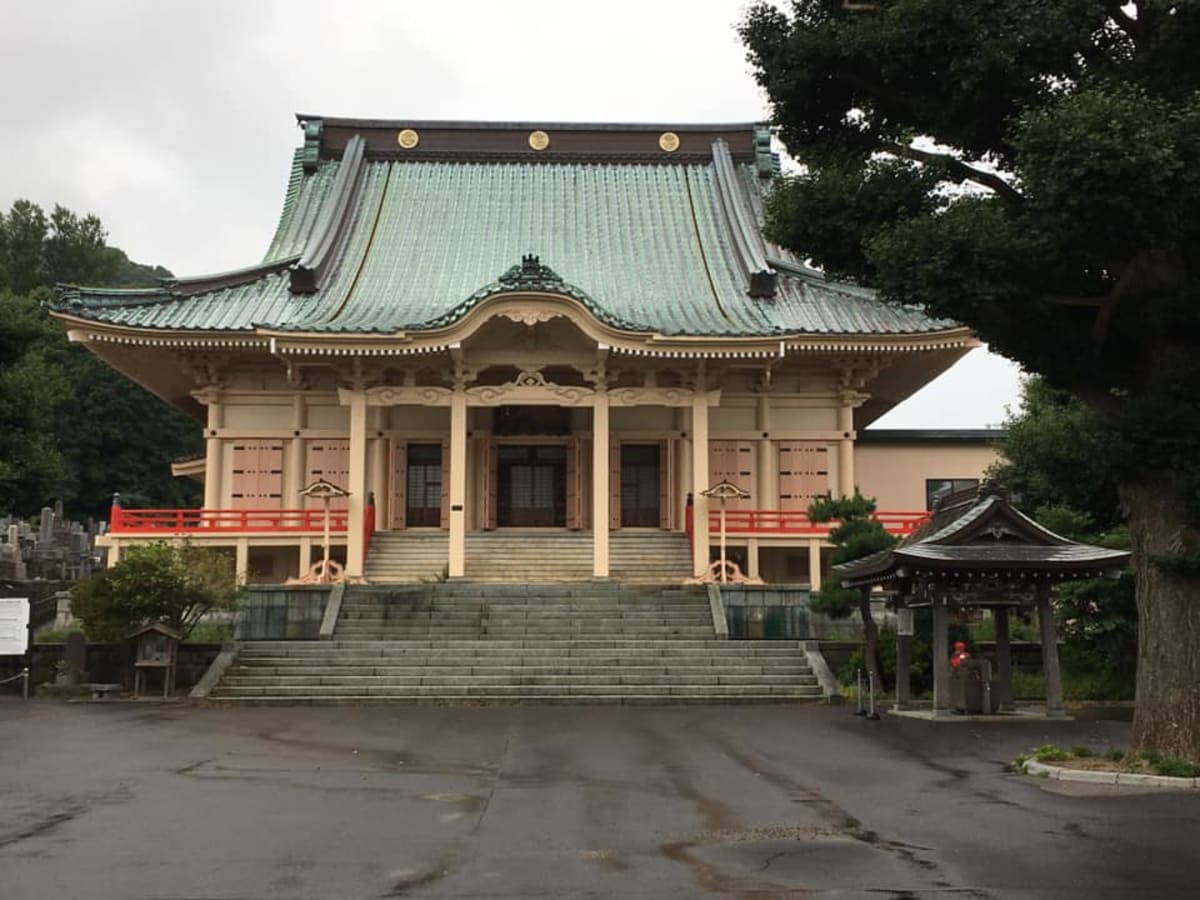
[{"xmin": 1, "ymin": 699, "xmax": 1196, "ymax": 898}]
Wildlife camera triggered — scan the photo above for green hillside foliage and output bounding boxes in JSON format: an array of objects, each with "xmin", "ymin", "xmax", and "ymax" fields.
[{"xmin": 0, "ymin": 200, "xmax": 201, "ymax": 519}]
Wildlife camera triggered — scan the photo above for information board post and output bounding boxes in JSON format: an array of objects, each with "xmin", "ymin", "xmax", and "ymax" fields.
[{"xmin": 1, "ymin": 598, "xmax": 31, "ymax": 701}]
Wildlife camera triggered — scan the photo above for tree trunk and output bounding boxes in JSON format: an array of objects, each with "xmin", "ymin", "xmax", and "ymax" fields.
[
  {"xmin": 1121, "ymin": 478, "xmax": 1200, "ymax": 760},
  {"xmin": 858, "ymin": 589, "xmax": 884, "ymax": 694}
]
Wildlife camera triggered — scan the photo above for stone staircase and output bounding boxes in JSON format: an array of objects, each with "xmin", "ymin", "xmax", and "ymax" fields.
[
  {"xmin": 209, "ymin": 582, "xmax": 822, "ymax": 705},
  {"xmin": 364, "ymin": 530, "xmax": 693, "ymax": 583}
]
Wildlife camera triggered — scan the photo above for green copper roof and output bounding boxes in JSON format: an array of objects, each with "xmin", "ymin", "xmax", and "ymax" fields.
[{"xmin": 55, "ymin": 127, "xmax": 955, "ymax": 339}]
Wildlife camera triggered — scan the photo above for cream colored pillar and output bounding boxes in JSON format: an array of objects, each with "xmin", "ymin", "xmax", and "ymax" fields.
[
  {"xmin": 203, "ymin": 395, "xmax": 223, "ymax": 510},
  {"xmin": 345, "ymin": 389, "xmax": 368, "ymax": 578},
  {"xmin": 691, "ymin": 394, "xmax": 711, "ymax": 576},
  {"xmin": 592, "ymin": 393, "xmax": 610, "ymax": 578},
  {"xmin": 757, "ymin": 394, "xmax": 775, "ymax": 509},
  {"xmin": 285, "ymin": 394, "xmax": 306, "ymax": 507},
  {"xmin": 370, "ymin": 408, "xmax": 388, "ymax": 526},
  {"xmin": 448, "ymin": 389, "xmax": 468, "ymax": 578},
  {"xmin": 837, "ymin": 400, "xmax": 856, "ymax": 498},
  {"xmin": 235, "ymin": 537, "xmax": 249, "ymax": 585},
  {"xmin": 298, "ymin": 536, "xmax": 312, "ymax": 577},
  {"xmin": 808, "ymin": 537, "xmax": 823, "ymax": 590}
]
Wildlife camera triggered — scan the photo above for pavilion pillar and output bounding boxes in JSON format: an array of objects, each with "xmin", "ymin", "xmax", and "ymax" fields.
[
  {"xmin": 808, "ymin": 538, "xmax": 823, "ymax": 590},
  {"xmin": 994, "ymin": 606, "xmax": 1015, "ymax": 711},
  {"xmin": 836, "ymin": 400, "xmax": 855, "ymax": 498},
  {"xmin": 345, "ymin": 389, "xmax": 368, "ymax": 578},
  {"xmin": 447, "ymin": 387, "xmax": 468, "ymax": 578},
  {"xmin": 690, "ymin": 393, "xmax": 711, "ymax": 576},
  {"xmin": 203, "ymin": 394, "xmax": 223, "ymax": 510},
  {"xmin": 234, "ymin": 538, "xmax": 249, "ymax": 585},
  {"xmin": 932, "ymin": 593, "xmax": 951, "ymax": 715},
  {"xmin": 895, "ymin": 605, "xmax": 912, "ymax": 710},
  {"xmin": 1037, "ymin": 585, "xmax": 1066, "ymax": 717},
  {"xmin": 592, "ymin": 392, "xmax": 610, "ymax": 578}
]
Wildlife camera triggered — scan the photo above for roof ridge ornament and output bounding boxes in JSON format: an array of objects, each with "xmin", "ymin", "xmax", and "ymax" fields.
[{"xmin": 497, "ymin": 254, "xmax": 565, "ymax": 289}]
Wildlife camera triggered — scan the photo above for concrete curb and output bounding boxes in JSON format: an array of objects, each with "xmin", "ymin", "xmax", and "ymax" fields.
[
  {"xmin": 320, "ymin": 583, "xmax": 346, "ymax": 640},
  {"xmin": 189, "ymin": 642, "xmax": 241, "ymax": 701},
  {"xmin": 800, "ymin": 640, "xmax": 843, "ymax": 703},
  {"xmin": 1023, "ymin": 759, "xmax": 1200, "ymax": 789},
  {"xmin": 706, "ymin": 585, "xmax": 728, "ymax": 639}
]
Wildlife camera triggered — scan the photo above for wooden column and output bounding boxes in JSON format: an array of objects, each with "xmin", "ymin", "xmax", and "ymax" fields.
[
  {"xmin": 895, "ymin": 631, "xmax": 912, "ymax": 710},
  {"xmin": 592, "ymin": 393, "xmax": 610, "ymax": 578},
  {"xmin": 370, "ymin": 408, "xmax": 388, "ymax": 527},
  {"xmin": 690, "ymin": 393, "xmax": 710, "ymax": 576},
  {"xmin": 932, "ymin": 593, "xmax": 951, "ymax": 715},
  {"xmin": 448, "ymin": 388, "xmax": 468, "ymax": 578},
  {"xmin": 837, "ymin": 399, "xmax": 855, "ymax": 499},
  {"xmin": 808, "ymin": 538, "xmax": 822, "ymax": 590},
  {"xmin": 285, "ymin": 394, "xmax": 305, "ymax": 508},
  {"xmin": 1038, "ymin": 586, "xmax": 1066, "ymax": 717},
  {"xmin": 203, "ymin": 395, "xmax": 223, "ymax": 510},
  {"xmin": 345, "ymin": 389, "xmax": 368, "ymax": 578},
  {"xmin": 757, "ymin": 394, "xmax": 775, "ymax": 509},
  {"xmin": 994, "ymin": 606, "xmax": 1014, "ymax": 711},
  {"xmin": 234, "ymin": 537, "xmax": 249, "ymax": 585}
]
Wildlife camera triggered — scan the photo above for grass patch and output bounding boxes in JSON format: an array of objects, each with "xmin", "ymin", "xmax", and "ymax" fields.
[{"xmin": 1152, "ymin": 757, "xmax": 1200, "ymax": 778}]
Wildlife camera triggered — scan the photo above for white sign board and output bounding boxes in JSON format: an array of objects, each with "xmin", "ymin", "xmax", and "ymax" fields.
[{"xmin": 0, "ymin": 598, "xmax": 30, "ymax": 655}]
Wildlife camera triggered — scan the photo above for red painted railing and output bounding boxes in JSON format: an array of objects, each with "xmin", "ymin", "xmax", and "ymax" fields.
[
  {"xmin": 706, "ymin": 509, "xmax": 930, "ymax": 537},
  {"xmin": 110, "ymin": 507, "xmax": 350, "ymax": 534}
]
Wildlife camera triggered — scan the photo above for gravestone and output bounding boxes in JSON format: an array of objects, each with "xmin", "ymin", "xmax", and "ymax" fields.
[
  {"xmin": 39, "ymin": 507, "xmax": 54, "ymax": 544},
  {"xmin": 58, "ymin": 631, "xmax": 87, "ymax": 686}
]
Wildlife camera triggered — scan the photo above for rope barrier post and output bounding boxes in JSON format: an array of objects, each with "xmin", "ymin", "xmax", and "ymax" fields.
[
  {"xmin": 22, "ymin": 666, "xmax": 29, "ymax": 701},
  {"xmin": 866, "ymin": 669, "xmax": 880, "ymax": 720},
  {"xmin": 854, "ymin": 668, "xmax": 866, "ymax": 717}
]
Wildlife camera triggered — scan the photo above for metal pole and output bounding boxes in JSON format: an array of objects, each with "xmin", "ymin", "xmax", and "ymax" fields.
[
  {"xmin": 981, "ymin": 659, "xmax": 993, "ymax": 716},
  {"xmin": 719, "ymin": 500, "xmax": 728, "ymax": 584},
  {"xmin": 854, "ymin": 668, "xmax": 866, "ymax": 716},
  {"xmin": 866, "ymin": 670, "xmax": 880, "ymax": 720},
  {"xmin": 22, "ymin": 667, "xmax": 29, "ymax": 701},
  {"xmin": 322, "ymin": 496, "xmax": 332, "ymax": 582}
]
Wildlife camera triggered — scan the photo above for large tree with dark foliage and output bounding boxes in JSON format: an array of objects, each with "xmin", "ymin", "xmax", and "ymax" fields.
[
  {"xmin": 0, "ymin": 200, "xmax": 200, "ymax": 519},
  {"xmin": 991, "ymin": 379, "xmax": 1136, "ymax": 698},
  {"xmin": 742, "ymin": 1, "xmax": 1200, "ymax": 757}
]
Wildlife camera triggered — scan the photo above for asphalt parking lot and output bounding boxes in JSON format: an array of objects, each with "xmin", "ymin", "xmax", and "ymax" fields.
[{"xmin": 1, "ymin": 699, "xmax": 1197, "ymax": 898}]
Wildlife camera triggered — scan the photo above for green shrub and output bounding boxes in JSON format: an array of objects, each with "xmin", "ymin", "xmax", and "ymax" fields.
[
  {"xmin": 184, "ymin": 621, "xmax": 234, "ymax": 643},
  {"xmin": 1152, "ymin": 757, "xmax": 1200, "ymax": 778},
  {"xmin": 842, "ymin": 624, "xmax": 933, "ymax": 694},
  {"xmin": 1011, "ymin": 670, "xmax": 1045, "ymax": 699},
  {"xmin": 33, "ymin": 628, "xmax": 72, "ymax": 644},
  {"xmin": 1070, "ymin": 745, "xmax": 1093, "ymax": 758},
  {"xmin": 1138, "ymin": 749, "xmax": 1163, "ymax": 766},
  {"xmin": 1032, "ymin": 744, "xmax": 1070, "ymax": 762},
  {"xmin": 1104, "ymin": 749, "xmax": 1125, "ymax": 762}
]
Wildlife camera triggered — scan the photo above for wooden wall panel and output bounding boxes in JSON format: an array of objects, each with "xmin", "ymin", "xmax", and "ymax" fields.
[
  {"xmin": 230, "ymin": 442, "xmax": 284, "ymax": 509},
  {"xmin": 305, "ymin": 440, "xmax": 350, "ymax": 510},
  {"xmin": 708, "ymin": 440, "xmax": 756, "ymax": 509},
  {"xmin": 778, "ymin": 441, "xmax": 831, "ymax": 509}
]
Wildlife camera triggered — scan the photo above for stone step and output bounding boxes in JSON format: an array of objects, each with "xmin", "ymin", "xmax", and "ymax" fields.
[
  {"xmin": 221, "ymin": 672, "xmax": 816, "ymax": 687},
  {"xmin": 210, "ymin": 694, "xmax": 819, "ymax": 707},
  {"xmin": 211, "ymin": 683, "xmax": 820, "ymax": 699},
  {"xmin": 227, "ymin": 664, "xmax": 813, "ymax": 678}
]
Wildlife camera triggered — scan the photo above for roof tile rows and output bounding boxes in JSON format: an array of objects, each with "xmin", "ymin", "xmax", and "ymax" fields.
[{"xmin": 56, "ymin": 127, "xmax": 957, "ymax": 339}]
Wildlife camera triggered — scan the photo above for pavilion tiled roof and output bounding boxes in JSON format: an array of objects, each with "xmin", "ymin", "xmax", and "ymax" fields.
[
  {"xmin": 835, "ymin": 494, "xmax": 1131, "ymax": 586},
  {"xmin": 54, "ymin": 117, "xmax": 957, "ymax": 340}
]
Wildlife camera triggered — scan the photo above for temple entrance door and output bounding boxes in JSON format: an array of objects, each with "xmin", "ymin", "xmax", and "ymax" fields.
[
  {"xmin": 620, "ymin": 444, "xmax": 661, "ymax": 528},
  {"xmin": 405, "ymin": 443, "xmax": 443, "ymax": 527},
  {"xmin": 497, "ymin": 445, "xmax": 567, "ymax": 527}
]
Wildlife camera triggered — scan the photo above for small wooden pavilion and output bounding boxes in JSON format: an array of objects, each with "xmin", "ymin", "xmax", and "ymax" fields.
[{"xmin": 833, "ymin": 489, "xmax": 1130, "ymax": 717}]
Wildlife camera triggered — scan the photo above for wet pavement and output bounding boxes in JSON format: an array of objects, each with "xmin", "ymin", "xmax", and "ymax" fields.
[{"xmin": 1, "ymin": 699, "xmax": 1197, "ymax": 898}]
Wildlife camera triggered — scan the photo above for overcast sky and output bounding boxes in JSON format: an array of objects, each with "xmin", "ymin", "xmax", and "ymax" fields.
[{"xmin": 1, "ymin": 0, "xmax": 1022, "ymax": 428}]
